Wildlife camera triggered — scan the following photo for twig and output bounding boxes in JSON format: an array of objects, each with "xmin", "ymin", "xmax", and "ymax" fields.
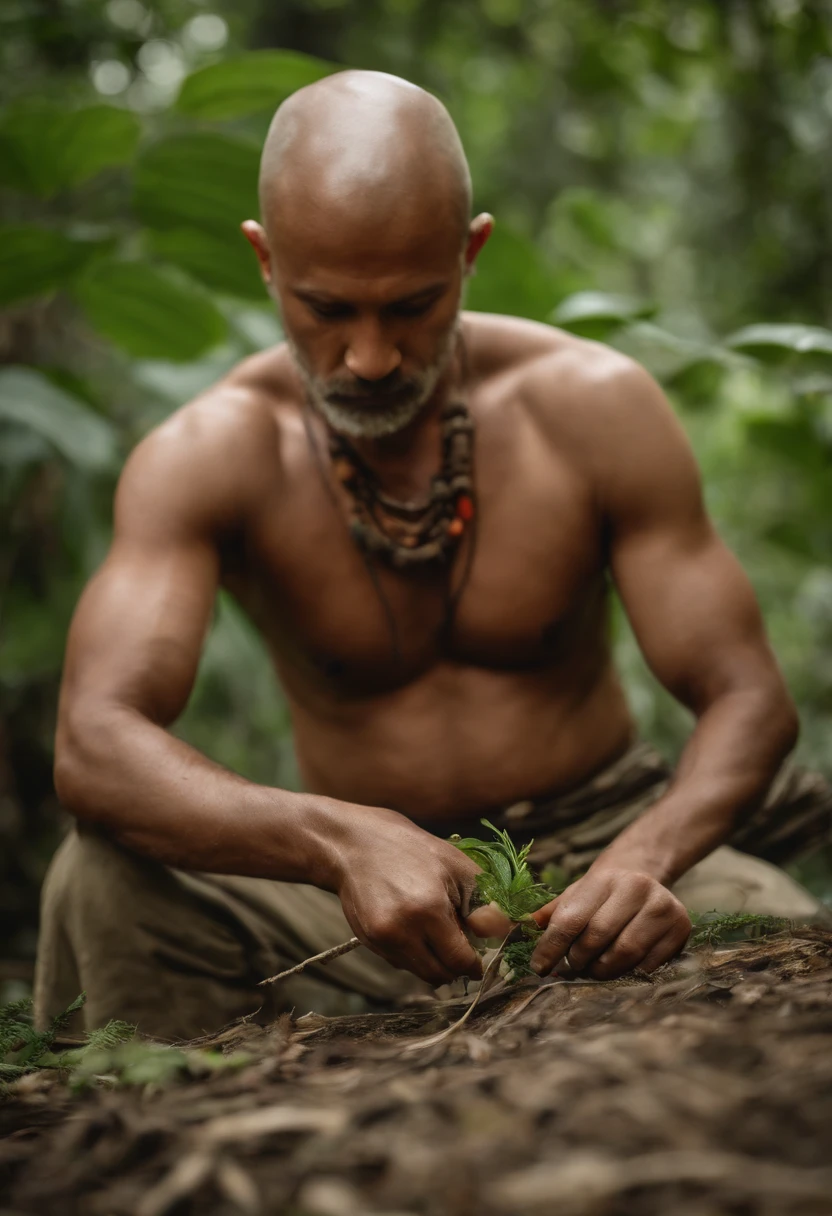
[
  {"xmin": 401, "ymin": 929, "xmax": 513, "ymax": 1052},
  {"xmin": 258, "ymin": 937, "xmax": 361, "ymax": 986}
]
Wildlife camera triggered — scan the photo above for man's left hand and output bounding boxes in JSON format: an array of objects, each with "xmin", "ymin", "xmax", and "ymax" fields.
[{"xmin": 528, "ymin": 867, "xmax": 691, "ymax": 980}]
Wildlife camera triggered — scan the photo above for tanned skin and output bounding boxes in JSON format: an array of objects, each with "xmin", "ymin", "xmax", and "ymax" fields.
[{"xmin": 54, "ymin": 72, "xmax": 798, "ymax": 987}]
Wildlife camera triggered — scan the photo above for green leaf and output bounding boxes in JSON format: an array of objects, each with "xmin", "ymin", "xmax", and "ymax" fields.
[
  {"xmin": 134, "ymin": 133, "xmax": 260, "ymax": 236},
  {"xmin": 0, "ymin": 367, "xmax": 118, "ymax": 469},
  {"xmin": 73, "ymin": 260, "xmax": 227, "ymax": 360},
  {"xmin": 451, "ymin": 819, "xmax": 554, "ymax": 920},
  {"xmin": 148, "ymin": 228, "xmax": 264, "ymax": 300},
  {"xmin": 0, "ymin": 103, "xmax": 140, "ymax": 198},
  {"xmin": 176, "ymin": 49, "xmax": 337, "ymax": 120},
  {"xmin": 725, "ymin": 324, "xmax": 832, "ymax": 363},
  {"xmin": 466, "ymin": 225, "xmax": 562, "ymax": 322},
  {"xmin": 0, "ymin": 226, "xmax": 96, "ymax": 308},
  {"xmin": 551, "ymin": 291, "xmax": 655, "ymax": 338}
]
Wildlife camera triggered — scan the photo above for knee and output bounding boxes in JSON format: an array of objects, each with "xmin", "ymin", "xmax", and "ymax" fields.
[{"xmin": 42, "ymin": 825, "xmax": 162, "ymax": 931}]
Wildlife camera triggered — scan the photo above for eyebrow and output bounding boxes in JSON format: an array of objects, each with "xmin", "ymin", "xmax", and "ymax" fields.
[{"xmin": 292, "ymin": 281, "xmax": 449, "ymax": 306}]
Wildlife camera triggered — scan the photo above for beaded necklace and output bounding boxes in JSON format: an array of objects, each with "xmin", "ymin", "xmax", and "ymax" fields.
[
  {"xmin": 301, "ymin": 337, "xmax": 477, "ymax": 665},
  {"xmin": 327, "ymin": 397, "xmax": 475, "ymax": 569}
]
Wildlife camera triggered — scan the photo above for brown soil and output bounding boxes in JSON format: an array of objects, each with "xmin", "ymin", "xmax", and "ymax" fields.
[{"xmin": 2, "ymin": 930, "xmax": 832, "ymax": 1216}]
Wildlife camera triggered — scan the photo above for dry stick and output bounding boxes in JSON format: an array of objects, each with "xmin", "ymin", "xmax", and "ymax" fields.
[{"xmin": 258, "ymin": 937, "xmax": 360, "ymax": 987}]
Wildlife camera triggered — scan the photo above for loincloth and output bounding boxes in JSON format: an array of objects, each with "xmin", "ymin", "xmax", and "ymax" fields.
[{"xmin": 465, "ymin": 741, "xmax": 832, "ymax": 879}]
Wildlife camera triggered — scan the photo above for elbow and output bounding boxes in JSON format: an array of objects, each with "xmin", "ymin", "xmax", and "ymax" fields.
[
  {"xmin": 754, "ymin": 675, "xmax": 799, "ymax": 763},
  {"xmin": 54, "ymin": 711, "xmax": 98, "ymax": 820},
  {"xmin": 53, "ymin": 701, "xmax": 129, "ymax": 823}
]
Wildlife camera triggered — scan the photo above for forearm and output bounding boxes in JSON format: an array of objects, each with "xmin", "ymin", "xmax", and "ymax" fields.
[
  {"xmin": 54, "ymin": 704, "xmax": 363, "ymax": 888},
  {"xmin": 597, "ymin": 684, "xmax": 799, "ymax": 885}
]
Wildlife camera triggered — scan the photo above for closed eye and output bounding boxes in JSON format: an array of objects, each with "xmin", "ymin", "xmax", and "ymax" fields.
[
  {"xmin": 385, "ymin": 297, "xmax": 439, "ymax": 319},
  {"xmin": 307, "ymin": 300, "xmax": 353, "ymax": 320}
]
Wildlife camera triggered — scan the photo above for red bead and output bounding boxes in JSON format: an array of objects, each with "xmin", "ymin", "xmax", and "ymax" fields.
[
  {"xmin": 457, "ymin": 494, "xmax": 475, "ymax": 521},
  {"xmin": 447, "ymin": 517, "xmax": 465, "ymax": 538}
]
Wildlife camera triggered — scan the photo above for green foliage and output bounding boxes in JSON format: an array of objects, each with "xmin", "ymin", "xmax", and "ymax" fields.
[
  {"xmin": 0, "ymin": 226, "xmax": 98, "ymax": 308},
  {"xmin": 73, "ymin": 260, "xmax": 228, "ymax": 361},
  {"xmin": 0, "ymin": 993, "xmax": 250, "ymax": 1093},
  {"xmin": 688, "ymin": 911, "xmax": 792, "ymax": 949},
  {"xmin": 147, "ymin": 228, "xmax": 264, "ymax": 300},
  {"xmin": 133, "ymin": 133, "xmax": 261, "ymax": 237},
  {"xmin": 67, "ymin": 1041, "xmax": 253, "ymax": 1091},
  {"xmin": 0, "ymin": 103, "xmax": 140, "ymax": 197},
  {"xmin": 176, "ymin": 49, "xmax": 337, "ymax": 120},
  {"xmin": 0, "ymin": 367, "xmax": 118, "ymax": 470},
  {"xmin": 502, "ymin": 923, "xmax": 544, "ymax": 981},
  {"xmin": 551, "ymin": 291, "xmax": 656, "ymax": 340},
  {"xmin": 464, "ymin": 225, "xmax": 563, "ymax": 322},
  {"xmin": 725, "ymin": 324, "xmax": 832, "ymax": 364},
  {"xmin": 0, "ymin": 992, "xmax": 132, "ymax": 1082},
  {"xmin": 451, "ymin": 820, "xmax": 554, "ymax": 921}
]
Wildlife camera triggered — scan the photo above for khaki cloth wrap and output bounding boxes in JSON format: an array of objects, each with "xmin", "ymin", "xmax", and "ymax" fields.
[{"xmin": 34, "ymin": 741, "xmax": 832, "ymax": 1041}]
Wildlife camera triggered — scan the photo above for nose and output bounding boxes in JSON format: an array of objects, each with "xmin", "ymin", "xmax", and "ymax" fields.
[{"xmin": 344, "ymin": 320, "xmax": 402, "ymax": 383}]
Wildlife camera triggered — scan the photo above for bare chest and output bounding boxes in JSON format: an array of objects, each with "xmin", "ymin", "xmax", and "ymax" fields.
[{"xmin": 223, "ymin": 407, "xmax": 606, "ymax": 694}]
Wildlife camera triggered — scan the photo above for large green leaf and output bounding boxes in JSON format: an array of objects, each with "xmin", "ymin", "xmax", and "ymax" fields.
[
  {"xmin": 725, "ymin": 324, "xmax": 832, "ymax": 363},
  {"xmin": 134, "ymin": 134, "xmax": 260, "ymax": 236},
  {"xmin": 148, "ymin": 228, "xmax": 264, "ymax": 300},
  {"xmin": 551, "ymin": 291, "xmax": 655, "ymax": 338},
  {"xmin": 613, "ymin": 321, "xmax": 738, "ymax": 384},
  {"xmin": 0, "ymin": 367, "xmax": 117, "ymax": 470},
  {"xmin": 176, "ymin": 50, "xmax": 337, "ymax": 121},
  {"xmin": 0, "ymin": 104, "xmax": 140, "ymax": 198},
  {"xmin": 0, "ymin": 226, "xmax": 97, "ymax": 308},
  {"xmin": 72, "ymin": 261, "xmax": 227, "ymax": 360},
  {"xmin": 465, "ymin": 225, "xmax": 561, "ymax": 322}
]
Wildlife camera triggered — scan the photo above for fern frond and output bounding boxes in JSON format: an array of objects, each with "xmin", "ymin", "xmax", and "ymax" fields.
[
  {"xmin": 688, "ymin": 910, "xmax": 790, "ymax": 948},
  {"xmin": 83, "ymin": 1020, "xmax": 136, "ymax": 1050},
  {"xmin": 0, "ymin": 997, "xmax": 33, "ymax": 1028},
  {"xmin": 49, "ymin": 991, "xmax": 86, "ymax": 1034}
]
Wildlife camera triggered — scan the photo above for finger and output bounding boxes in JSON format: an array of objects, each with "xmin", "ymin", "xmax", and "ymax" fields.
[
  {"xmin": 530, "ymin": 897, "xmax": 558, "ymax": 929},
  {"xmin": 465, "ymin": 902, "xmax": 513, "ymax": 939},
  {"xmin": 426, "ymin": 915, "xmax": 484, "ymax": 980},
  {"xmin": 637, "ymin": 919, "xmax": 691, "ymax": 974},
  {"xmin": 379, "ymin": 939, "xmax": 458, "ymax": 987},
  {"xmin": 585, "ymin": 908, "xmax": 670, "ymax": 980},
  {"xmin": 563, "ymin": 889, "xmax": 644, "ymax": 972},
  {"xmin": 530, "ymin": 888, "xmax": 608, "ymax": 975},
  {"xmin": 352, "ymin": 918, "xmax": 460, "ymax": 987}
]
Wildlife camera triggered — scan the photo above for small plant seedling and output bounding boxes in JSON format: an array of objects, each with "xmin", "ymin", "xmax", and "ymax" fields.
[{"xmin": 450, "ymin": 819, "xmax": 556, "ymax": 922}]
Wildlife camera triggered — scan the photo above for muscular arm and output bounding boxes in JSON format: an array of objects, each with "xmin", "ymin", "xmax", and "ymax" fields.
[
  {"xmin": 597, "ymin": 362, "xmax": 798, "ymax": 880},
  {"xmin": 529, "ymin": 354, "xmax": 798, "ymax": 979},
  {"xmin": 54, "ymin": 400, "xmax": 337, "ymax": 883},
  {"xmin": 55, "ymin": 397, "xmax": 481, "ymax": 986}
]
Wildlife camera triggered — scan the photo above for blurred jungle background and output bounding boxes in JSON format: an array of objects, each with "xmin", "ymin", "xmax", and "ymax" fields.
[{"xmin": 2, "ymin": 0, "xmax": 832, "ymax": 996}]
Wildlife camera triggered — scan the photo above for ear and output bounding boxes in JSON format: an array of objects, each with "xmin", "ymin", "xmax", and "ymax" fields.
[
  {"xmin": 464, "ymin": 212, "xmax": 494, "ymax": 278},
  {"xmin": 241, "ymin": 220, "xmax": 272, "ymax": 286}
]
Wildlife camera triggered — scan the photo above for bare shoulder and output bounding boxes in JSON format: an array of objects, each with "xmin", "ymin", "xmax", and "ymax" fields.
[
  {"xmin": 502, "ymin": 322, "xmax": 693, "ymax": 474},
  {"xmin": 465, "ymin": 311, "xmax": 654, "ymax": 423},
  {"xmin": 470, "ymin": 313, "xmax": 702, "ymax": 513},
  {"xmin": 118, "ymin": 348, "xmax": 291, "ymax": 536}
]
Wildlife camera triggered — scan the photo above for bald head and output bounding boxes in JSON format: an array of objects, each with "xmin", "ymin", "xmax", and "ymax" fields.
[{"xmin": 258, "ymin": 70, "xmax": 472, "ymax": 248}]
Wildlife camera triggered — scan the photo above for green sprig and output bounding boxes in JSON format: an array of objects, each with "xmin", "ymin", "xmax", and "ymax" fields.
[{"xmin": 450, "ymin": 819, "xmax": 555, "ymax": 922}]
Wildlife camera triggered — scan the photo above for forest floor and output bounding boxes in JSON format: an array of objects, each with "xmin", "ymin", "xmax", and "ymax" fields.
[{"xmin": 2, "ymin": 930, "xmax": 832, "ymax": 1216}]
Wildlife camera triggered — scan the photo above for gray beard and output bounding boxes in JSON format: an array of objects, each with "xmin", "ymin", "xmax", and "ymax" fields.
[{"xmin": 289, "ymin": 328, "xmax": 458, "ymax": 440}]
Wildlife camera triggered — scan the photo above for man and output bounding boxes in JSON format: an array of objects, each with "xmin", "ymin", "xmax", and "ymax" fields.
[{"xmin": 35, "ymin": 71, "xmax": 829, "ymax": 1040}]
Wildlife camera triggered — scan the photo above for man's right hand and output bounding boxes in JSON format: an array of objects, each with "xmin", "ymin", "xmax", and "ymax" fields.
[{"xmin": 334, "ymin": 809, "xmax": 485, "ymax": 986}]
